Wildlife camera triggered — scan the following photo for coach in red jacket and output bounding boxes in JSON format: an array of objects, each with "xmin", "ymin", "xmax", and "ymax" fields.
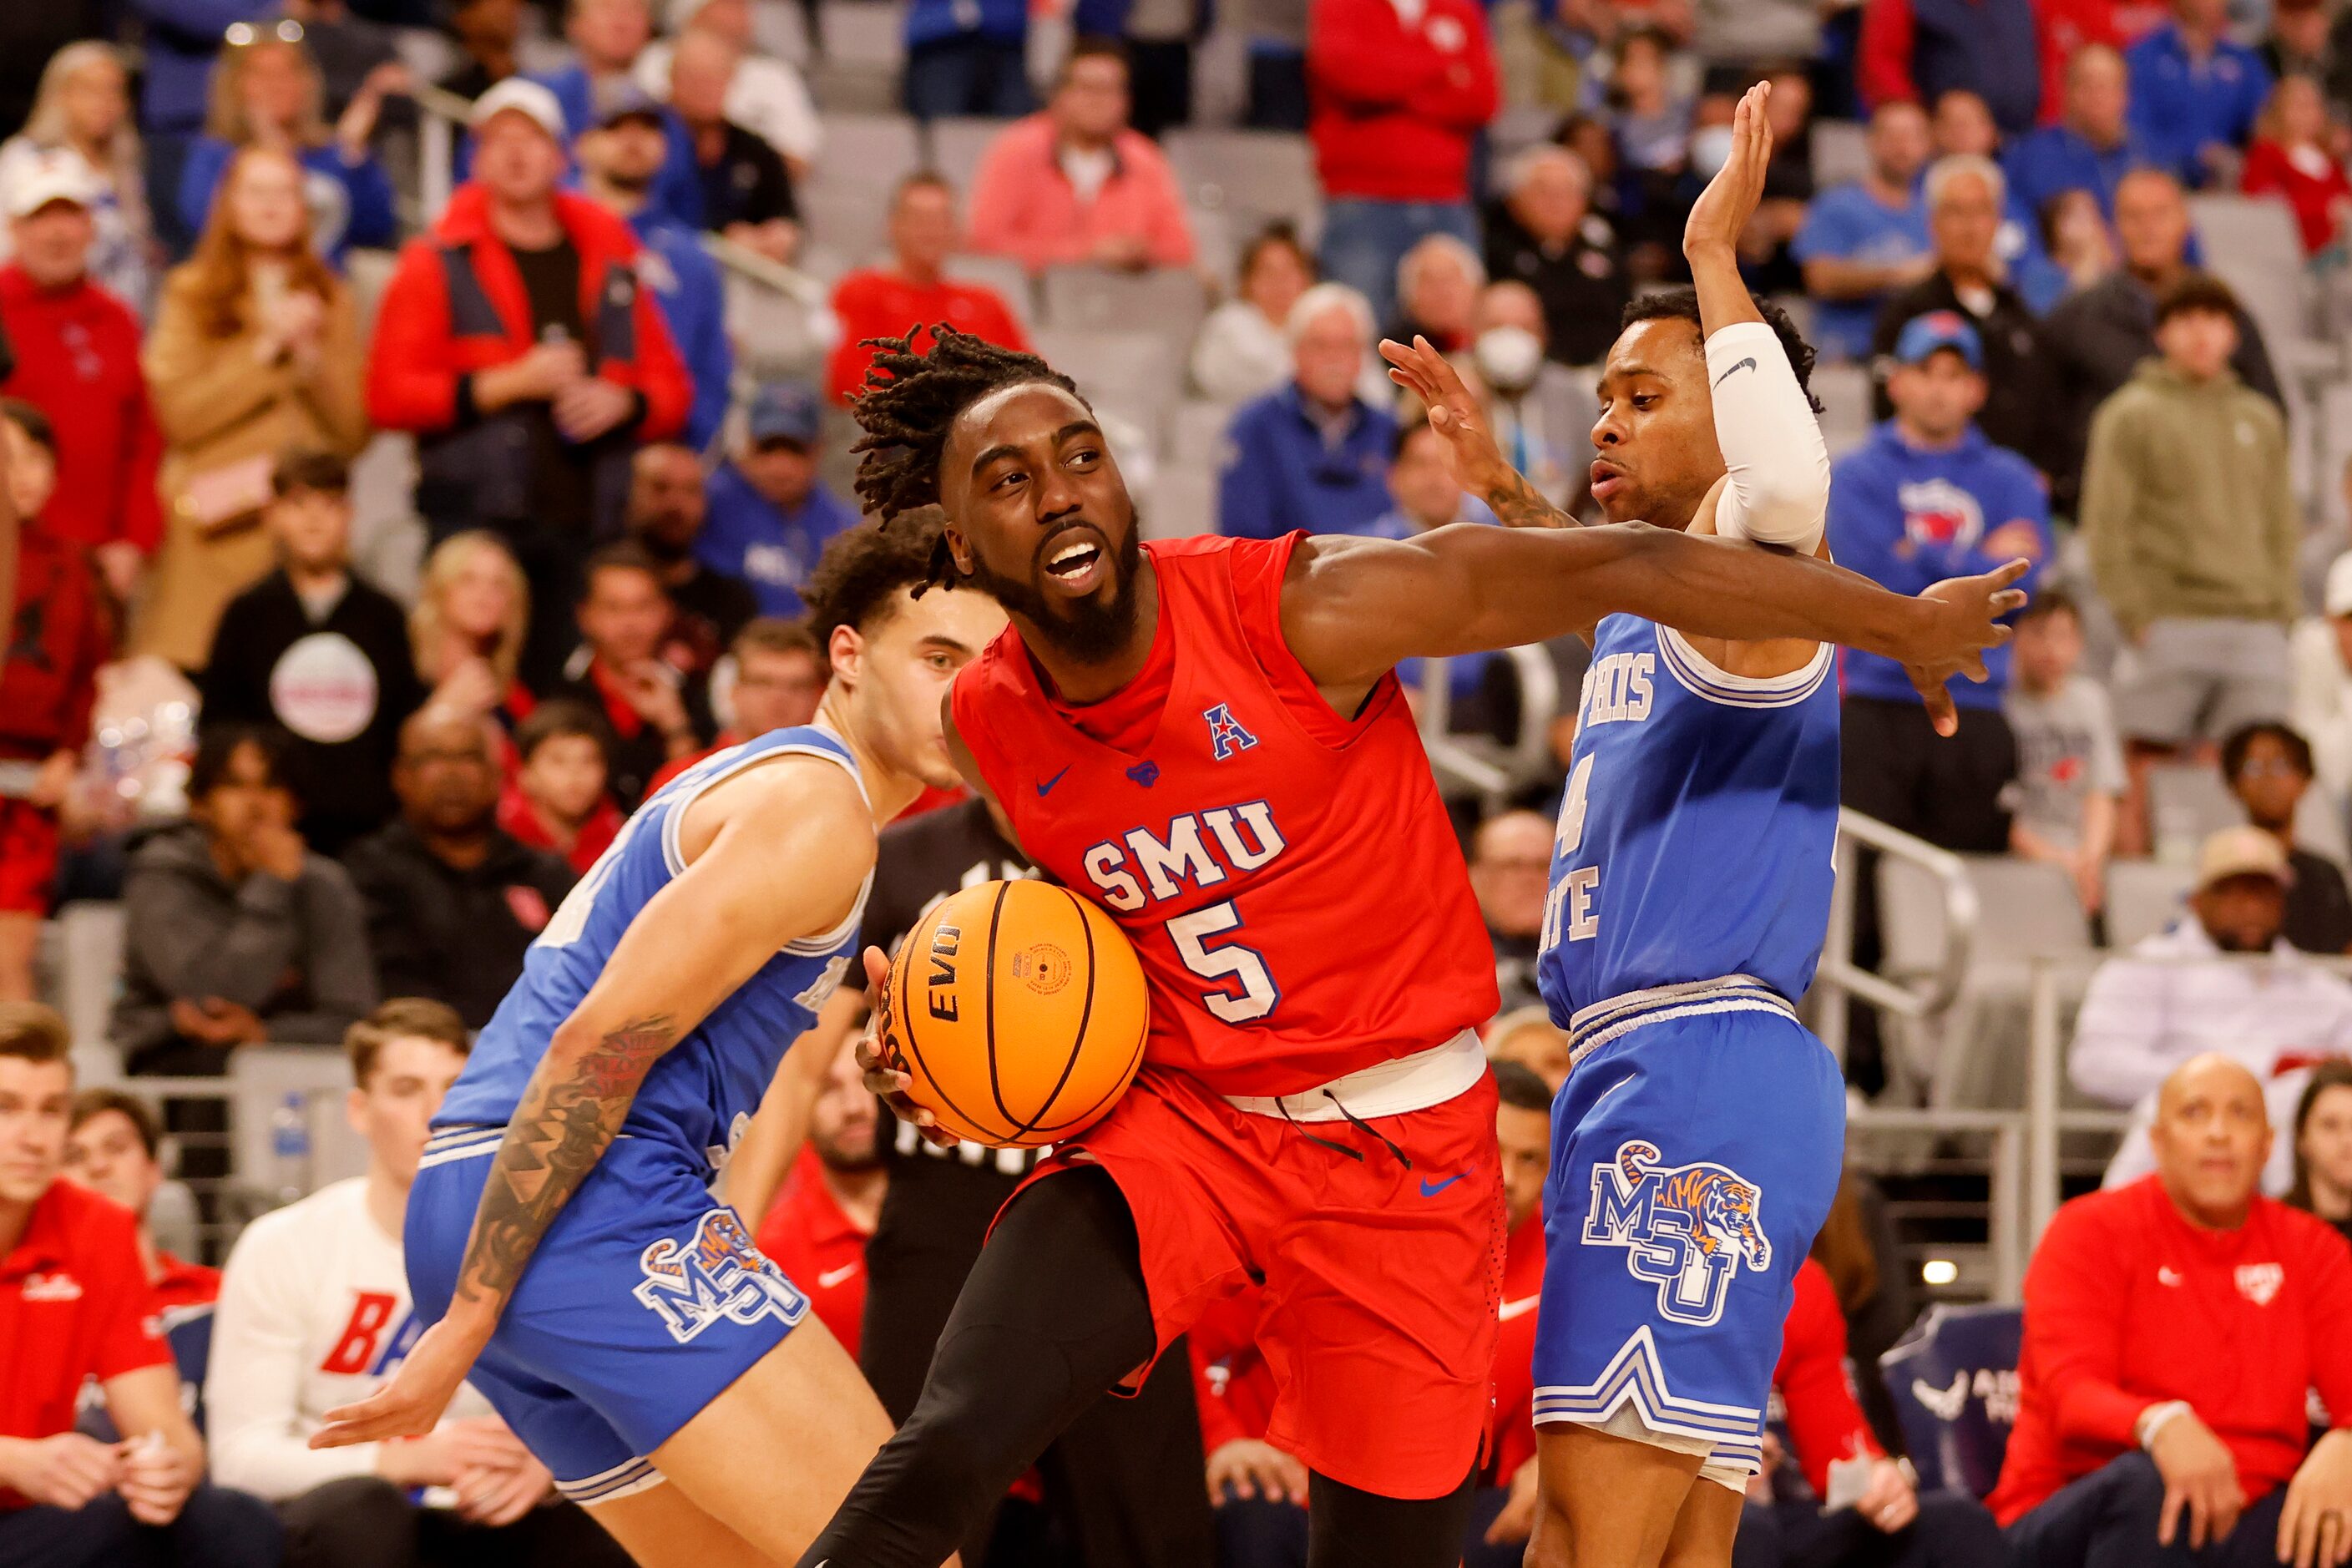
[
  {"xmin": 367, "ymin": 78, "xmax": 692, "ymax": 687},
  {"xmin": 1990, "ymin": 1053, "xmax": 2352, "ymax": 1568},
  {"xmin": 1303, "ymin": 0, "xmax": 1495, "ymax": 324}
]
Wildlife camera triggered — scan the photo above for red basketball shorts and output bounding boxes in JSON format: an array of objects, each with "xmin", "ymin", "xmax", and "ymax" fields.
[
  {"xmin": 0, "ymin": 799, "xmax": 61, "ymax": 915},
  {"xmin": 1009, "ymin": 1063, "xmax": 1505, "ymax": 1500}
]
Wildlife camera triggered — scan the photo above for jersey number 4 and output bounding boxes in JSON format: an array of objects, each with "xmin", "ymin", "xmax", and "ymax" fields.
[
  {"xmin": 1540, "ymin": 754, "xmax": 1601, "ymax": 953},
  {"xmin": 1170, "ymin": 901, "xmax": 1279, "ymax": 1023}
]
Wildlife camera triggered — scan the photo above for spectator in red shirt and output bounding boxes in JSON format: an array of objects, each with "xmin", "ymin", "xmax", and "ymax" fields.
[
  {"xmin": 1306, "ymin": 0, "xmax": 1497, "ymax": 323},
  {"xmin": 1990, "ymin": 1053, "xmax": 2352, "ymax": 1566},
  {"xmin": 965, "ymin": 41, "xmax": 1196, "ymax": 278},
  {"xmin": 825, "ymin": 172, "xmax": 1033, "ymax": 406},
  {"xmin": 0, "ymin": 402, "xmax": 110, "ymax": 1007},
  {"xmin": 0, "ymin": 1002, "xmax": 281, "ymax": 1566},
  {"xmin": 497, "ymin": 699, "xmax": 625, "ymax": 873},
  {"xmin": 366, "ymin": 78, "xmax": 692, "ymax": 690},
  {"xmin": 539, "ymin": 543, "xmax": 713, "ymax": 807},
  {"xmin": 647, "ymin": 616, "xmax": 827, "ymax": 792},
  {"xmin": 2239, "ymin": 74, "xmax": 2352, "ymax": 256},
  {"xmin": 0, "ymin": 161, "xmax": 159, "ymax": 604},
  {"xmin": 63, "ymin": 1089, "xmax": 218, "ymax": 1313},
  {"xmin": 1740, "ymin": 1259, "xmax": 2005, "ymax": 1568},
  {"xmin": 753, "ymin": 1044, "xmax": 885, "ymax": 1358}
]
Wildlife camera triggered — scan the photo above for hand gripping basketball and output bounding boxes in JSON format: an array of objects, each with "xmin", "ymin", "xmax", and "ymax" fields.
[
  {"xmin": 877, "ymin": 881, "xmax": 1151, "ymax": 1149},
  {"xmin": 854, "ymin": 947, "xmax": 959, "ymax": 1149}
]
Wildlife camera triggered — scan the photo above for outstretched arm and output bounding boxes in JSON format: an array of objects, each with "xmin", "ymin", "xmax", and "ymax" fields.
[
  {"xmin": 1281, "ymin": 523, "xmax": 2026, "ymax": 721},
  {"xmin": 309, "ymin": 759, "xmax": 876, "ymax": 1448}
]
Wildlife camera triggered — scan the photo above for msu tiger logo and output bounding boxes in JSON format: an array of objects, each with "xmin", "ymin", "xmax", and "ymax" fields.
[
  {"xmin": 1582, "ymin": 1140, "xmax": 1771, "ymax": 1326},
  {"xmin": 634, "ymin": 1209, "xmax": 808, "ymax": 1344}
]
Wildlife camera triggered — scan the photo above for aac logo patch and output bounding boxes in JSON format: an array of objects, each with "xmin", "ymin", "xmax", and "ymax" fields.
[
  {"xmin": 634, "ymin": 1209, "xmax": 808, "ymax": 1344},
  {"xmin": 1582, "ymin": 1140, "xmax": 1771, "ymax": 1327},
  {"xmin": 1203, "ymin": 704, "xmax": 1259, "ymax": 761}
]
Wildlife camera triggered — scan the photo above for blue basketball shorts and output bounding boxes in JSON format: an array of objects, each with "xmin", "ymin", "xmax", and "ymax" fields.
[
  {"xmin": 406, "ymin": 1125, "xmax": 810, "ymax": 1504},
  {"xmin": 1531, "ymin": 980, "xmax": 1845, "ymax": 1489}
]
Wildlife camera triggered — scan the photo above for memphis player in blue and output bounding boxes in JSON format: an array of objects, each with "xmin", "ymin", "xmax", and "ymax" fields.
[
  {"xmin": 1393, "ymin": 85, "xmax": 2026, "ymax": 1568},
  {"xmin": 305, "ymin": 516, "xmax": 1007, "ymax": 1567}
]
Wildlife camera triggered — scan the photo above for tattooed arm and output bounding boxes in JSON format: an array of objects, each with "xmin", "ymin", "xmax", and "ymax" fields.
[{"xmin": 307, "ymin": 757, "xmax": 878, "ymax": 1448}]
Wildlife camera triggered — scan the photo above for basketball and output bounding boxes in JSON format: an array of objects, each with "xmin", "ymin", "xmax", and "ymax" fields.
[{"xmin": 880, "ymin": 880, "xmax": 1151, "ymax": 1148}]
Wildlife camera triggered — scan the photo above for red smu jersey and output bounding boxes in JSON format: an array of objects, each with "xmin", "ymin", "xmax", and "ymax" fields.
[{"xmin": 951, "ymin": 532, "xmax": 1496, "ymax": 1098}]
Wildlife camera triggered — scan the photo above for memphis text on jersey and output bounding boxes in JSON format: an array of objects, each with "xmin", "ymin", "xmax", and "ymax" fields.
[{"xmin": 1539, "ymin": 649, "xmax": 1656, "ymax": 953}]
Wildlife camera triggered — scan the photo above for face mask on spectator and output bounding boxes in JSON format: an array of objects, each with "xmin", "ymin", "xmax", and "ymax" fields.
[{"xmin": 1474, "ymin": 326, "xmax": 1545, "ymax": 397}]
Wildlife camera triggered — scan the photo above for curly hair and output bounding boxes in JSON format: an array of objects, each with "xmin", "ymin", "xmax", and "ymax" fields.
[
  {"xmin": 801, "ymin": 507, "xmax": 954, "ymax": 647},
  {"xmin": 1620, "ymin": 290, "xmax": 1824, "ymax": 416},
  {"xmin": 847, "ymin": 324, "xmax": 1085, "ymax": 588}
]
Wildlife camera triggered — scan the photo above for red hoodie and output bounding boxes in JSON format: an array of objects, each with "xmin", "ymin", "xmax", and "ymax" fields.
[
  {"xmin": 1775, "ymin": 1258, "xmax": 1885, "ymax": 1499},
  {"xmin": 1987, "ymin": 1175, "xmax": 2352, "ymax": 1525},
  {"xmin": 0, "ymin": 518, "xmax": 110, "ymax": 762},
  {"xmin": 0, "ymin": 266, "xmax": 161, "ymax": 554},
  {"xmin": 1306, "ymin": 0, "xmax": 1498, "ymax": 204},
  {"xmin": 366, "ymin": 185, "xmax": 690, "ymax": 440}
]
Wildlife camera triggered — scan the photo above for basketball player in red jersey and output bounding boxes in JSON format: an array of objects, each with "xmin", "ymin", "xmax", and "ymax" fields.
[{"xmin": 790, "ymin": 329, "xmax": 2026, "ymax": 1568}]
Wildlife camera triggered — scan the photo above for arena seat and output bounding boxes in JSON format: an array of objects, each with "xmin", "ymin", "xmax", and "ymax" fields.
[
  {"xmin": 1039, "ymin": 265, "xmax": 1208, "ymax": 342},
  {"xmin": 56, "ymin": 902, "xmax": 127, "ymax": 1057},
  {"xmin": 943, "ymin": 252, "xmax": 1038, "ymax": 328},
  {"xmin": 1170, "ymin": 399, "xmax": 1234, "ymax": 468},
  {"xmin": 1809, "ymin": 119, "xmax": 1871, "ymax": 190},
  {"xmin": 924, "ymin": 116, "xmax": 1004, "ymax": 200},
  {"xmin": 2146, "ymin": 761, "xmax": 2240, "ymax": 862},
  {"xmin": 2103, "ymin": 859, "xmax": 2194, "ymax": 950},
  {"xmin": 1808, "ymin": 361, "xmax": 1874, "ymax": 455},
  {"xmin": 1147, "ymin": 463, "xmax": 1218, "ymax": 540},
  {"xmin": 1162, "ymin": 128, "xmax": 1323, "ymax": 244},
  {"xmin": 1031, "ymin": 326, "xmax": 1183, "ymax": 446},
  {"xmin": 1879, "ymin": 1302, "xmax": 2022, "ymax": 1499}
]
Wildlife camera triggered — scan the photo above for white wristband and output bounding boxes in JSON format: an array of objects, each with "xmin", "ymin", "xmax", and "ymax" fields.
[
  {"xmin": 2138, "ymin": 1400, "xmax": 2193, "ymax": 1449},
  {"xmin": 1702, "ymin": 319, "xmax": 1830, "ymax": 553}
]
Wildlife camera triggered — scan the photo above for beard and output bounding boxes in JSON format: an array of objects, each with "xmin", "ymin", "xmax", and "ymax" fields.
[{"xmin": 964, "ymin": 515, "xmax": 1146, "ymax": 665}]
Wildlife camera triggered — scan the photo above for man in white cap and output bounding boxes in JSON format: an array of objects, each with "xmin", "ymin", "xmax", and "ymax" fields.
[
  {"xmin": 0, "ymin": 160, "xmax": 159, "ymax": 604},
  {"xmin": 2078, "ymin": 824, "xmax": 2352, "ymax": 1194},
  {"xmin": 2290, "ymin": 539, "xmax": 2352, "ymax": 817},
  {"xmin": 366, "ymin": 75, "xmax": 693, "ymax": 687}
]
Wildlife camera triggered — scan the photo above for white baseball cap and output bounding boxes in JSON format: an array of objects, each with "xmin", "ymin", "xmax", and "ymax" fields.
[
  {"xmin": 468, "ymin": 78, "xmax": 569, "ymax": 142},
  {"xmin": 4, "ymin": 161, "xmax": 100, "ymax": 220}
]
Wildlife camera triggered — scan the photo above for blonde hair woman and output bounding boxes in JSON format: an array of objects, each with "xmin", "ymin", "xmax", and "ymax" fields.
[
  {"xmin": 412, "ymin": 532, "xmax": 536, "ymax": 737},
  {"xmin": 0, "ymin": 43, "xmax": 157, "ymax": 314},
  {"xmin": 175, "ymin": 28, "xmax": 399, "ymax": 268},
  {"xmin": 136, "ymin": 145, "xmax": 368, "ymax": 670}
]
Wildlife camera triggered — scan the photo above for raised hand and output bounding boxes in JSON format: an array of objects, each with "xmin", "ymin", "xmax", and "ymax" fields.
[
  {"xmin": 1378, "ymin": 336, "xmax": 1564, "ymax": 528},
  {"xmin": 1686, "ymin": 82, "xmax": 1774, "ymax": 264}
]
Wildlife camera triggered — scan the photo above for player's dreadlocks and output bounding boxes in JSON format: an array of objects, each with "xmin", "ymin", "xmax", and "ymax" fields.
[{"xmin": 848, "ymin": 324, "xmax": 1085, "ymax": 588}]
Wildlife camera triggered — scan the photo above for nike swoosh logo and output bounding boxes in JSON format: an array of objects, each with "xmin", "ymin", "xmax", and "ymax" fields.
[
  {"xmin": 2158, "ymin": 1266, "xmax": 2183, "ymax": 1287},
  {"xmin": 1420, "ymin": 1172, "xmax": 1468, "ymax": 1196},
  {"xmin": 1036, "ymin": 766, "xmax": 1071, "ymax": 797},
  {"xmin": 1499, "ymin": 1295, "xmax": 1540, "ymax": 1322},
  {"xmin": 1713, "ymin": 357, "xmax": 1757, "ymax": 387},
  {"xmin": 817, "ymin": 1263, "xmax": 860, "ymax": 1288}
]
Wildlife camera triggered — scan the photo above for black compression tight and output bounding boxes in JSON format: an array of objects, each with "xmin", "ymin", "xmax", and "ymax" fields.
[{"xmin": 792, "ymin": 1165, "xmax": 1480, "ymax": 1568}]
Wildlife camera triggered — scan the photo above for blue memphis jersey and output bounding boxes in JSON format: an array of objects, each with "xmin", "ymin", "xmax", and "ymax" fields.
[
  {"xmin": 435, "ymin": 726, "xmax": 870, "ymax": 1171},
  {"xmin": 1535, "ymin": 616, "xmax": 1840, "ymax": 1018}
]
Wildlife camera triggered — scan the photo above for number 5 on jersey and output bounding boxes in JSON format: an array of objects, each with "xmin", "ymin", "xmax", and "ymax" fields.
[
  {"xmin": 1171, "ymin": 900, "xmax": 1279, "ymax": 1022},
  {"xmin": 1540, "ymin": 754, "xmax": 1601, "ymax": 953}
]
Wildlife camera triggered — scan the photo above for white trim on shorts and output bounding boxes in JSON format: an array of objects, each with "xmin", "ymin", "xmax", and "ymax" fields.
[
  {"xmin": 555, "ymin": 1454, "xmax": 669, "ymax": 1505},
  {"xmin": 1530, "ymin": 1326, "xmax": 1764, "ymax": 1492}
]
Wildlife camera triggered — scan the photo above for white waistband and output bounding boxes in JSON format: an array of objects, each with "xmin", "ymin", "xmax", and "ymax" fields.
[
  {"xmin": 1222, "ymin": 1029, "xmax": 1489, "ymax": 1123},
  {"xmin": 1565, "ymin": 975, "xmax": 1794, "ymax": 1066}
]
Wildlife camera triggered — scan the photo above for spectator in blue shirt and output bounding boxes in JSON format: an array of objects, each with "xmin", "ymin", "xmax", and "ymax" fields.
[
  {"xmin": 1793, "ymin": 99, "xmax": 1936, "ymax": 361},
  {"xmin": 2006, "ymin": 43, "xmax": 2159, "ymax": 220},
  {"xmin": 531, "ymin": 0, "xmax": 705, "ymax": 227},
  {"xmin": 2127, "ymin": 0, "xmax": 2271, "ymax": 188},
  {"xmin": 576, "ymin": 85, "xmax": 733, "ymax": 452},
  {"xmin": 698, "ymin": 382, "xmax": 860, "ymax": 618},
  {"xmin": 178, "ymin": 27, "xmax": 398, "ymax": 268},
  {"xmin": 1831, "ymin": 311, "xmax": 2051, "ymax": 852},
  {"xmin": 1217, "ymin": 281, "xmax": 1398, "ymax": 541},
  {"xmin": 903, "ymin": 0, "xmax": 1031, "ymax": 119},
  {"xmin": 1370, "ymin": 419, "xmax": 1497, "ymax": 703}
]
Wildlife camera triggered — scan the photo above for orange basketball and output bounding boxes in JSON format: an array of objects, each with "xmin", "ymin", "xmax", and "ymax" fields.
[{"xmin": 880, "ymin": 880, "xmax": 1150, "ymax": 1149}]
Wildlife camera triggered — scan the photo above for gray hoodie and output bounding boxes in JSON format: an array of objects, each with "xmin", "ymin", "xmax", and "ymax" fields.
[{"xmin": 109, "ymin": 822, "xmax": 378, "ymax": 1073}]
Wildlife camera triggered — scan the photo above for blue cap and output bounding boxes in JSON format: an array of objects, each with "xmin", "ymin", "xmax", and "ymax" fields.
[
  {"xmin": 591, "ymin": 79, "xmax": 665, "ymax": 129},
  {"xmin": 1892, "ymin": 311, "xmax": 1983, "ymax": 371},
  {"xmin": 746, "ymin": 381, "xmax": 822, "ymax": 447}
]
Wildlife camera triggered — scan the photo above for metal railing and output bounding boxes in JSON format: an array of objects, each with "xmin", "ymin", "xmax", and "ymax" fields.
[
  {"xmin": 1417, "ymin": 646, "xmax": 1561, "ymax": 812},
  {"xmin": 1814, "ymin": 807, "xmax": 1980, "ymax": 1067}
]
